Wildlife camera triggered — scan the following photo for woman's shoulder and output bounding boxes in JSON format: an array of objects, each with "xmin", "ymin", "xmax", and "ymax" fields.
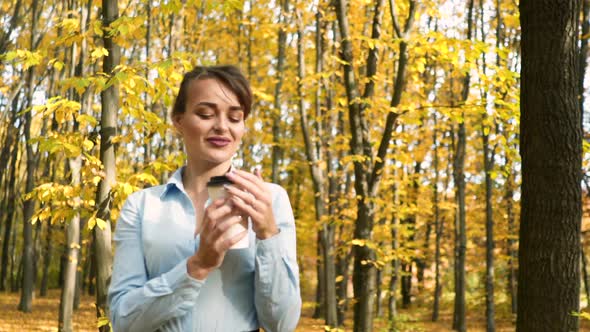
[
  {"xmin": 123, "ymin": 184, "xmax": 169, "ymax": 205},
  {"xmin": 264, "ymin": 182, "xmax": 292, "ymax": 206}
]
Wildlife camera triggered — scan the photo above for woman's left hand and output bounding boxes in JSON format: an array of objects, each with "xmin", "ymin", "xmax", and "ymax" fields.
[{"xmin": 225, "ymin": 169, "xmax": 279, "ymax": 240}]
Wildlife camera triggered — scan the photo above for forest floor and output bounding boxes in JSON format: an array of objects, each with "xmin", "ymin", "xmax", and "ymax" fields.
[{"xmin": 1, "ymin": 290, "xmax": 590, "ymax": 331}]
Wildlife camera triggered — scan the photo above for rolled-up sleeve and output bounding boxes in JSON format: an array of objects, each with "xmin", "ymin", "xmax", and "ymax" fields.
[
  {"xmin": 108, "ymin": 192, "xmax": 204, "ymax": 332},
  {"xmin": 254, "ymin": 185, "xmax": 301, "ymax": 332}
]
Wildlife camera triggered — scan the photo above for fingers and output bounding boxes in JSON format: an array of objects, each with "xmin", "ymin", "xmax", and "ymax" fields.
[
  {"xmin": 210, "ymin": 215, "xmax": 248, "ymax": 251},
  {"xmin": 214, "ymin": 215, "xmax": 244, "ymax": 235},
  {"xmin": 201, "ymin": 199, "xmax": 233, "ymax": 235},
  {"xmin": 223, "ymin": 184, "xmax": 257, "ymax": 207},
  {"xmin": 229, "ymin": 192, "xmax": 263, "ymax": 219},
  {"xmin": 225, "ymin": 169, "xmax": 271, "ymax": 205},
  {"xmin": 226, "ymin": 170, "xmax": 265, "ymax": 194}
]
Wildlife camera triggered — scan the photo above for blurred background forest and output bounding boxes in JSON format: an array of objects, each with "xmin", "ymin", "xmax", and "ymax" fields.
[{"xmin": 1, "ymin": 0, "xmax": 590, "ymax": 331}]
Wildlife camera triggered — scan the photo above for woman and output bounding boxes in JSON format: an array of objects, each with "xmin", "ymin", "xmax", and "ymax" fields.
[{"xmin": 108, "ymin": 65, "xmax": 301, "ymax": 332}]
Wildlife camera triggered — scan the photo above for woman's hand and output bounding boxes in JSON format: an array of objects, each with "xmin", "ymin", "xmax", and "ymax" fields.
[
  {"xmin": 225, "ymin": 169, "xmax": 279, "ymax": 240},
  {"xmin": 187, "ymin": 198, "xmax": 247, "ymax": 280}
]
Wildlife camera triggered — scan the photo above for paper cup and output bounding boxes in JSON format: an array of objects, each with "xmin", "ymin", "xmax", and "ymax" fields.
[{"xmin": 207, "ymin": 176, "xmax": 249, "ymax": 249}]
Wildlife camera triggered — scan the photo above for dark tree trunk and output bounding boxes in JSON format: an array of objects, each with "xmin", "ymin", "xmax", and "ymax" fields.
[
  {"xmin": 517, "ymin": 1, "xmax": 583, "ymax": 331},
  {"xmin": 10, "ymin": 203, "xmax": 19, "ymax": 293},
  {"xmin": 1, "ymin": 135, "xmax": 19, "ymax": 292},
  {"xmin": 18, "ymin": 0, "xmax": 40, "ymax": 313},
  {"xmin": 313, "ymin": 235, "xmax": 325, "ymax": 319},
  {"xmin": 39, "ymin": 219, "xmax": 52, "ymax": 297},
  {"xmin": 452, "ymin": 1, "xmax": 474, "ymax": 330}
]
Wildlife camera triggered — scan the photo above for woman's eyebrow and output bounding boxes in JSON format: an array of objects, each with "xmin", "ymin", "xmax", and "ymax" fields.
[{"xmin": 197, "ymin": 101, "xmax": 242, "ymax": 111}]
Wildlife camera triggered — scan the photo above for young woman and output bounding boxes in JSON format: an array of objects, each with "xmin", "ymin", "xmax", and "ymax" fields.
[{"xmin": 108, "ymin": 65, "xmax": 301, "ymax": 332}]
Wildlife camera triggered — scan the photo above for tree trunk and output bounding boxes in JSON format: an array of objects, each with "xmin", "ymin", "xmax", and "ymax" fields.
[
  {"xmin": 582, "ymin": 243, "xmax": 590, "ymax": 305},
  {"xmin": 388, "ymin": 174, "xmax": 400, "ymax": 330},
  {"xmin": 505, "ymin": 168, "xmax": 517, "ymax": 315},
  {"xmin": 39, "ymin": 219, "xmax": 52, "ymax": 297},
  {"xmin": 480, "ymin": 0, "xmax": 496, "ymax": 326},
  {"xmin": 94, "ymin": 0, "xmax": 119, "ymax": 326},
  {"xmin": 270, "ymin": 0, "xmax": 289, "ymax": 184},
  {"xmin": 313, "ymin": 233, "xmax": 325, "ymax": 319},
  {"xmin": 18, "ymin": 0, "xmax": 39, "ymax": 313},
  {"xmin": 452, "ymin": 1, "xmax": 474, "ymax": 330},
  {"xmin": 0, "ymin": 103, "xmax": 20, "ymax": 291},
  {"xmin": 10, "ymin": 201, "xmax": 19, "ymax": 293},
  {"xmin": 517, "ymin": 1, "xmax": 583, "ymax": 331},
  {"xmin": 432, "ymin": 111, "xmax": 442, "ymax": 321},
  {"xmin": 483, "ymin": 118, "xmax": 495, "ymax": 332},
  {"xmin": 59, "ymin": 157, "xmax": 81, "ymax": 332},
  {"xmin": 1, "ymin": 132, "xmax": 19, "ymax": 291}
]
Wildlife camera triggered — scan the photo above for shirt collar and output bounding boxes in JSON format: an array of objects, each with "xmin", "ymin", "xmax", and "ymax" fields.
[{"xmin": 160, "ymin": 166, "xmax": 186, "ymax": 198}]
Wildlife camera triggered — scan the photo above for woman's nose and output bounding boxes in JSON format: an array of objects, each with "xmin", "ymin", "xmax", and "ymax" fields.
[{"xmin": 213, "ymin": 115, "xmax": 229, "ymax": 131}]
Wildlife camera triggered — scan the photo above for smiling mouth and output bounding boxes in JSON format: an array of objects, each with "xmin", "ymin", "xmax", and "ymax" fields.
[{"xmin": 206, "ymin": 138, "xmax": 231, "ymax": 147}]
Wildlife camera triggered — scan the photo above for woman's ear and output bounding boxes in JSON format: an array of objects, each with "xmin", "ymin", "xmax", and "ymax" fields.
[{"xmin": 172, "ymin": 114, "xmax": 183, "ymax": 135}]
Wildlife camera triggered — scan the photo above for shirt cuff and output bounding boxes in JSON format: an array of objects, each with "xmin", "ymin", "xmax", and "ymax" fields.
[
  {"xmin": 255, "ymin": 228, "xmax": 285, "ymax": 262},
  {"xmin": 162, "ymin": 258, "xmax": 205, "ymax": 290}
]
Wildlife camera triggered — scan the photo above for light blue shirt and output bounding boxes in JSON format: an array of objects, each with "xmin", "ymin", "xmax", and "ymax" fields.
[{"xmin": 108, "ymin": 167, "xmax": 301, "ymax": 332}]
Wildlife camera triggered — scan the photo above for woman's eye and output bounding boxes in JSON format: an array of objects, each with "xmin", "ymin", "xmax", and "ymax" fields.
[
  {"xmin": 197, "ymin": 113, "xmax": 213, "ymax": 119},
  {"xmin": 229, "ymin": 116, "xmax": 242, "ymax": 123}
]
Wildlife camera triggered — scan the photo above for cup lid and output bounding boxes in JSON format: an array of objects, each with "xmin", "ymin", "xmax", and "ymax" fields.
[{"xmin": 207, "ymin": 175, "xmax": 233, "ymax": 187}]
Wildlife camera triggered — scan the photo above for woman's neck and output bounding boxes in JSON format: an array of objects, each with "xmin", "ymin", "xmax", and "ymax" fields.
[{"xmin": 181, "ymin": 159, "xmax": 232, "ymax": 196}]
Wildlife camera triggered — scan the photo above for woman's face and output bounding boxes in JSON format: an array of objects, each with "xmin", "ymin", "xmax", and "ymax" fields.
[{"xmin": 173, "ymin": 78, "xmax": 245, "ymax": 166}]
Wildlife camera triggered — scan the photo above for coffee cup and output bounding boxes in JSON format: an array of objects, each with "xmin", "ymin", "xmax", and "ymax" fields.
[{"xmin": 206, "ymin": 175, "xmax": 249, "ymax": 249}]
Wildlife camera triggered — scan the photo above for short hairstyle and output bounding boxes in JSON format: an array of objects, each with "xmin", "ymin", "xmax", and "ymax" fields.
[{"xmin": 171, "ymin": 65, "xmax": 253, "ymax": 119}]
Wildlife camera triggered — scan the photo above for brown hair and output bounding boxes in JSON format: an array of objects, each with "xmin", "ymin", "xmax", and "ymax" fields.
[{"xmin": 171, "ymin": 65, "xmax": 253, "ymax": 119}]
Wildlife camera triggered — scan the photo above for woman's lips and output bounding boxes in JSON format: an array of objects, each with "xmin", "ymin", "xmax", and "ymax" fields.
[{"xmin": 206, "ymin": 137, "xmax": 231, "ymax": 147}]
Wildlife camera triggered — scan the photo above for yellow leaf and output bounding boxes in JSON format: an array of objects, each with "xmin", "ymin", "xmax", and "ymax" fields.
[
  {"xmin": 53, "ymin": 61, "xmax": 64, "ymax": 71},
  {"xmin": 77, "ymin": 114, "xmax": 98, "ymax": 126},
  {"xmin": 351, "ymin": 239, "xmax": 366, "ymax": 246},
  {"xmin": 87, "ymin": 217, "xmax": 96, "ymax": 230},
  {"xmin": 335, "ymin": 275, "xmax": 344, "ymax": 283},
  {"xmin": 91, "ymin": 47, "xmax": 109, "ymax": 60},
  {"xmin": 92, "ymin": 176, "xmax": 102, "ymax": 185},
  {"xmin": 97, "ymin": 316, "xmax": 110, "ymax": 328},
  {"xmin": 95, "ymin": 217, "xmax": 107, "ymax": 230},
  {"xmin": 82, "ymin": 139, "xmax": 94, "ymax": 151}
]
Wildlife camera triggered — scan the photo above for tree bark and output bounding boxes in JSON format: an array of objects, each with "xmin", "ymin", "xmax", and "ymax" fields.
[
  {"xmin": 452, "ymin": 1, "xmax": 474, "ymax": 330},
  {"xmin": 517, "ymin": 1, "xmax": 583, "ymax": 331},
  {"xmin": 482, "ymin": 117, "xmax": 495, "ymax": 332},
  {"xmin": 18, "ymin": 0, "xmax": 39, "ymax": 313},
  {"xmin": 505, "ymin": 163, "xmax": 517, "ymax": 314},
  {"xmin": 0, "ymin": 98, "xmax": 20, "ymax": 292},
  {"xmin": 388, "ymin": 173, "xmax": 400, "ymax": 331},
  {"xmin": 432, "ymin": 111, "xmax": 442, "ymax": 321},
  {"xmin": 270, "ymin": 0, "xmax": 289, "ymax": 184},
  {"xmin": 94, "ymin": 0, "xmax": 119, "ymax": 327},
  {"xmin": 59, "ymin": 157, "xmax": 82, "ymax": 332}
]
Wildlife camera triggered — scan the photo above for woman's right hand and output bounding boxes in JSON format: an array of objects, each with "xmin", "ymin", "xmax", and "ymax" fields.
[{"xmin": 187, "ymin": 198, "xmax": 247, "ymax": 280}]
